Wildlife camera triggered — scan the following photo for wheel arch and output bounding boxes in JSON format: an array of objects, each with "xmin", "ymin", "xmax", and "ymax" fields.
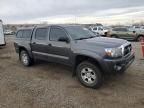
[
  {"xmin": 73, "ymin": 54, "xmax": 103, "ymax": 76},
  {"xmin": 136, "ymin": 34, "xmax": 144, "ymax": 41},
  {"xmin": 18, "ymin": 46, "xmax": 33, "ymax": 58}
]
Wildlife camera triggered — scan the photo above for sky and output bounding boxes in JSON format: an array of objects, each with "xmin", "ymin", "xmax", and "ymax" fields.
[{"xmin": 0, "ymin": 0, "xmax": 144, "ymax": 25}]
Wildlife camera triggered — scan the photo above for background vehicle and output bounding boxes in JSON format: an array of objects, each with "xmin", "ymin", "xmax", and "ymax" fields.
[
  {"xmin": 89, "ymin": 26, "xmax": 109, "ymax": 36},
  {"xmin": 14, "ymin": 25, "xmax": 135, "ymax": 89},
  {"xmin": 0, "ymin": 20, "xmax": 5, "ymax": 46},
  {"xmin": 110, "ymin": 27, "xmax": 144, "ymax": 41},
  {"xmin": 4, "ymin": 30, "xmax": 15, "ymax": 35},
  {"xmin": 129, "ymin": 26, "xmax": 144, "ymax": 32}
]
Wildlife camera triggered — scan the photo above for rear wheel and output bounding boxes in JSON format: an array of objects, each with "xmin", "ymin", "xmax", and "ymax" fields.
[
  {"xmin": 76, "ymin": 61, "xmax": 103, "ymax": 89},
  {"xmin": 137, "ymin": 35, "xmax": 144, "ymax": 42},
  {"xmin": 104, "ymin": 32, "xmax": 108, "ymax": 37},
  {"xmin": 20, "ymin": 50, "xmax": 32, "ymax": 66}
]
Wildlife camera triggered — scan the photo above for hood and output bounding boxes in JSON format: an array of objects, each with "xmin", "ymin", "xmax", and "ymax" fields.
[
  {"xmin": 76, "ymin": 37, "xmax": 127, "ymax": 48},
  {"xmin": 73, "ymin": 37, "xmax": 128, "ymax": 53},
  {"xmin": 85, "ymin": 37, "xmax": 127, "ymax": 47}
]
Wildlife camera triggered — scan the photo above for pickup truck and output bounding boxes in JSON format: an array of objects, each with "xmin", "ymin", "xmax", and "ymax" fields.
[
  {"xmin": 14, "ymin": 25, "xmax": 135, "ymax": 89},
  {"xmin": 110, "ymin": 27, "xmax": 144, "ymax": 41},
  {"xmin": 89, "ymin": 26, "xmax": 109, "ymax": 36}
]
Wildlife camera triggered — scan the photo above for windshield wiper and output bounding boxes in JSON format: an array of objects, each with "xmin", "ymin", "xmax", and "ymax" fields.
[
  {"xmin": 75, "ymin": 36, "xmax": 95, "ymax": 40},
  {"xmin": 89, "ymin": 36, "xmax": 96, "ymax": 38}
]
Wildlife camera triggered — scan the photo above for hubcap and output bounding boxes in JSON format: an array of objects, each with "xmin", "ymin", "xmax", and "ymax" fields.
[
  {"xmin": 81, "ymin": 67, "xmax": 96, "ymax": 84},
  {"xmin": 138, "ymin": 37, "xmax": 143, "ymax": 42},
  {"xmin": 22, "ymin": 53, "xmax": 28, "ymax": 65}
]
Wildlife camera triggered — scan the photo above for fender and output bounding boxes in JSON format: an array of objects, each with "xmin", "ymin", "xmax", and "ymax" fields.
[
  {"xmin": 72, "ymin": 49, "xmax": 105, "ymax": 76},
  {"xmin": 18, "ymin": 45, "xmax": 33, "ymax": 58}
]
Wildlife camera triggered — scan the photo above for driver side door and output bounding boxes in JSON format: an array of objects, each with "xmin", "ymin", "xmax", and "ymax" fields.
[{"xmin": 47, "ymin": 26, "xmax": 71, "ymax": 65}]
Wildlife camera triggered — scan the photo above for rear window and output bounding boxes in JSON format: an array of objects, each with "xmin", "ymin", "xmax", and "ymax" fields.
[
  {"xmin": 23, "ymin": 30, "xmax": 32, "ymax": 38},
  {"xmin": 93, "ymin": 28, "xmax": 97, "ymax": 30},
  {"xmin": 113, "ymin": 28, "xmax": 127, "ymax": 31},
  {"xmin": 16, "ymin": 29, "xmax": 32, "ymax": 38},
  {"xmin": 16, "ymin": 30, "xmax": 23, "ymax": 38}
]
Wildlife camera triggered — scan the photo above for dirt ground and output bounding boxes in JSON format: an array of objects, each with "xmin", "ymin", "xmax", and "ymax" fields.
[{"xmin": 0, "ymin": 36, "xmax": 144, "ymax": 108}]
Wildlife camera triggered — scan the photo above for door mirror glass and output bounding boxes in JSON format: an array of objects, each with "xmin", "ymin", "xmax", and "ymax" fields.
[{"xmin": 58, "ymin": 37, "xmax": 69, "ymax": 43}]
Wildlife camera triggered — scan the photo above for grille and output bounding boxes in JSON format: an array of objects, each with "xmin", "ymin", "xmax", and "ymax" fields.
[{"xmin": 124, "ymin": 44, "xmax": 132, "ymax": 56}]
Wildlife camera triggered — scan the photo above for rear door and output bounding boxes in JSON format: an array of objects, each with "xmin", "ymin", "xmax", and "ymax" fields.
[
  {"xmin": 47, "ymin": 26, "xmax": 71, "ymax": 65},
  {"xmin": 31, "ymin": 27, "xmax": 49, "ymax": 60}
]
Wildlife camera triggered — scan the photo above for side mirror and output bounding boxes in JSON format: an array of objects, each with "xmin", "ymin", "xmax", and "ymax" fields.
[
  {"xmin": 133, "ymin": 31, "xmax": 136, "ymax": 33},
  {"xmin": 58, "ymin": 37, "xmax": 69, "ymax": 43}
]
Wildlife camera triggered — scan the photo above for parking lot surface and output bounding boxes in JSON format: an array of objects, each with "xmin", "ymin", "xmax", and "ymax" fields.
[{"xmin": 0, "ymin": 36, "xmax": 144, "ymax": 108}]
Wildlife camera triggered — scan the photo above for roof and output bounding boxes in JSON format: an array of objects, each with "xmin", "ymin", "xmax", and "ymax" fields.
[
  {"xmin": 17, "ymin": 26, "xmax": 35, "ymax": 31},
  {"xmin": 36, "ymin": 24, "xmax": 81, "ymax": 28},
  {"xmin": 17, "ymin": 24, "xmax": 81, "ymax": 31}
]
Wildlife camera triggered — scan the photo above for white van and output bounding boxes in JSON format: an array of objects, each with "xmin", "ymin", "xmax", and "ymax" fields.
[{"xmin": 0, "ymin": 20, "xmax": 5, "ymax": 46}]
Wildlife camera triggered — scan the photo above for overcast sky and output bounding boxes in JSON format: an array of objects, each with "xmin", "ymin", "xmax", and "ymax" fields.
[{"xmin": 0, "ymin": 0, "xmax": 144, "ymax": 24}]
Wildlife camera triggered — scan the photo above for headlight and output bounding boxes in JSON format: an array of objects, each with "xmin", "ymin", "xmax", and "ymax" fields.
[{"xmin": 105, "ymin": 48, "xmax": 122, "ymax": 58}]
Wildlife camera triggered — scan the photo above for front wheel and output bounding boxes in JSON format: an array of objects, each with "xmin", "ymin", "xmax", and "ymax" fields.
[
  {"xmin": 76, "ymin": 61, "xmax": 103, "ymax": 89},
  {"xmin": 20, "ymin": 50, "xmax": 32, "ymax": 66}
]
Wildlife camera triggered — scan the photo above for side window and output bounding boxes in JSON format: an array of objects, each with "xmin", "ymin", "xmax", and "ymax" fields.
[
  {"xmin": 35, "ymin": 28, "xmax": 48, "ymax": 40},
  {"xmin": 16, "ymin": 30, "xmax": 23, "ymax": 38},
  {"xmin": 93, "ymin": 28, "xmax": 97, "ymax": 30},
  {"xmin": 113, "ymin": 28, "xmax": 119, "ymax": 31},
  {"xmin": 121, "ymin": 28, "xmax": 127, "ymax": 32},
  {"xmin": 98, "ymin": 27, "xmax": 103, "ymax": 31},
  {"xmin": 49, "ymin": 27, "xmax": 68, "ymax": 41},
  {"xmin": 23, "ymin": 30, "xmax": 32, "ymax": 38}
]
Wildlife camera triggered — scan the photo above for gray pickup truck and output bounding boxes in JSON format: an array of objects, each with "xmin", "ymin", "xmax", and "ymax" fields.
[
  {"xmin": 14, "ymin": 25, "xmax": 135, "ymax": 89},
  {"xmin": 110, "ymin": 27, "xmax": 144, "ymax": 41}
]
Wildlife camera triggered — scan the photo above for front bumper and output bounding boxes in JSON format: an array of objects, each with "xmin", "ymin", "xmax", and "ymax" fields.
[{"xmin": 102, "ymin": 52, "xmax": 135, "ymax": 73}]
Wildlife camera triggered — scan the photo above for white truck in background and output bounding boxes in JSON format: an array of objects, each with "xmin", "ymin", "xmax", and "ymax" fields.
[
  {"xmin": 89, "ymin": 26, "xmax": 110, "ymax": 37},
  {"xmin": 0, "ymin": 20, "xmax": 5, "ymax": 46}
]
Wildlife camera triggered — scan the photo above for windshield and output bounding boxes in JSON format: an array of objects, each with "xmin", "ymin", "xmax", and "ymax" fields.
[{"xmin": 65, "ymin": 26, "xmax": 97, "ymax": 40}]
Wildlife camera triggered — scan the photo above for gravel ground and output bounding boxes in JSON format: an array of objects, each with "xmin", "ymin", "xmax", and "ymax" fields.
[{"xmin": 0, "ymin": 36, "xmax": 144, "ymax": 108}]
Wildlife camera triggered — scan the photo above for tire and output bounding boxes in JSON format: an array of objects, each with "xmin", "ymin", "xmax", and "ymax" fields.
[
  {"xmin": 20, "ymin": 50, "xmax": 32, "ymax": 66},
  {"xmin": 104, "ymin": 32, "xmax": 108, "ymax": 37},
  {"xmin": 137, "ymin": 35, "xmax": 144, "ymax": 42},
  {"xmin": 76, "ymin": 61, "xmax": 103, "ymax": 89}
]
